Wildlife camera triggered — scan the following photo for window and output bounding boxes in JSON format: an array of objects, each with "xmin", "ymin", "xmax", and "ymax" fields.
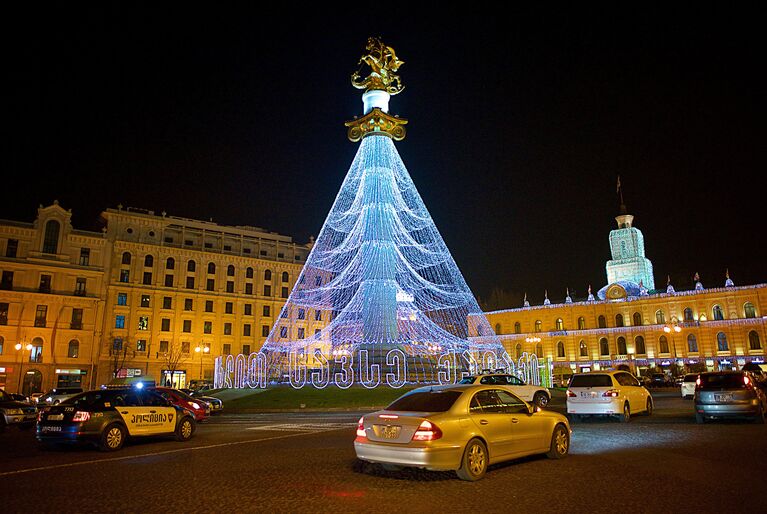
[
  {"xmin": 166, "ymin": 257, "xmax": 175, "ymax": 270},
  {"xmin": 535, "ymin": 343, "xmax": 542, "ymax": 356},
  {"xmin": 164, "ymin": 274, "xmax": 174, "ymax": 287},
  {"xmin": 243, "ymin": 324, "xmax": 252, "ymax": 336},
  {"xmin": 159, "ymin": 340, "xmax": 169, "ymax": 353},
  {"xmin": 749, "ymin": 331, "xmax": 762, "ymax": 350},
  {"xmin": 0, "ymin": 303, "xmax": 8, "ymax": 325},
  {"xmin": 74, "ymin": 277, "xmax": 87, "ymax": 296},
  {"xmin": 161, "ymin": 318, "xmax": 171, "ymax": 331},
  {"xmin": 262, "ymin": 325, "xmax": 270, "ymax": 337},
  {"xmin": 687, "ymin": 334, "xmax": 698, "ymax": 353},
  {"xmin": 227, "ymin": 265, "xmax": 235, "ymax": 277},
  {"xmin": 598, "ymin": 315, "xmax": 606, "ymax": 328},
  {"xmin": 579, "ymin": 340, "xmax": 588, "ymax": 357},
  {"xmin": 224, "ymin": 323, "xmax": 232, "ymax": 335},
  {"xmin": 280, "ymin": 326, "xmax": 288, "ymax": 338},
  {"xmin": 117, "ymin": 293, "xmax": 128, "ymax": 306},
  {"xmin": 43, "ymin": 220, "xmax": 60, "ymax": 254},
  {"xmin": 238, "ymin": 344, "xmax": 249, "ymax": 354},
  {"xmin": 281, "ymin": 287, "xmax": 289, "ymax": 299},
  {"xmin": 556, "ymin": 318, "xmax": 564, "ymax": 330},
  {"xmin": 659, "ymin": 335, "xmax": 670, "ymax": 354},
  {"xmin": 70, "ymin": 308, "xmax": 83, "ymax": 330},
  {"xmin": 187, "ymin": 260, "xmax": 196, "ymax": 272},
  {"xmin": 113, "ymin": 337, "xmax": 124, "ymax": 351},
  {"xmin": 143, "ymin": 272, "xmax": 152, "ymax": 285},
  {"xmin": 39, "ymin": 274, "xmax": 52, "ymax": 293},
  {"xmin": 683, "ymin": 308, "xmax": 694, "ymax": 322},
  {"xmin": 223, "ymin": 343, "xmax": 231, "ymax": 355},
  {"xmin": 0, "ymin": 335, "xmax": 3, "ymax": 354},
  {"xmin": 712, "ymin": 305, "xmax": 724, "ymax": 321},
  {"xmin": 138, "ymin": 316, "xmax": 149, "ymax": 330},
  {"xmin": 744, "ymin": 302, "xmax": 756, "ymax": 319},
  {"xmin": 207, "ymin": 262, "xmax": 216, "ymax": 275},
  {"xmin": 186, "ymin": 276, "xmax": 195, "ymax": 289},
  {"xmin": 64, "ymin": 339, "xmax": 78, "ymax": 358},
  {"xmin": 204, "ymin": 321, "xmax": 212, "ymax": 334},
  {"xmin": 264, "ymin": 269, "xmax": 272, "ymax": 281},
  {"xmin": 136, "ymin": 340, "xmax": 147, "ymax": 352},
  {"xmin": 140, "ymin": 295, "xmax": 150, "ymax": 308},
  {"xmin": 577, "ymin": 317, "xmax": 585, "ymax": 330},
  {"xmin": 282, "ymin": 271, "xmax": 289, "ymax": 283},
  {"xmin": 599, "ymin": 337, "xmax": 609, "ymax": 356},
  {"xmin": 1, "ymin": 271, "xmax": 13, "ymax": 290},
  {"xmin": 122, "ymin": 252, "xmax": 132, "ymax": 265},
  {"xmin": 615, "ymin": 314, "xmax": 624, "ymax": 327},
  {"xmin": 656, "ymin": 310, "xmax": 666, "ymax": 324},
  {"xmin": 227, "ymin": 281, "xmax": 234, "ymax": 293},
  {"xmin": 263, "ymin": 305, "xmax": 271, "ymax": 317},
  {"xmin": 280, "ymin": 309, "xmax": 288, "ymax": 319},
  {"xmin": 30, "ymin": 339, "xmax": 44, "ymax": 362},
  {"xmin": 617, "ymin": 336, "xmax": 627, "ymax": 355},
  {"xmin": 183, "ymin": 320, "xmax": 192, "ymax": 332},
  {"xmin": 245, "ymin": 283, "xmax": 253, "ymax": 295},
  {"xmin": 225, "ymin": 302, "xmax": 233, "ymax": 314},
  {"xmin": 514, "ymin": 321, "xmax": 521, "ymax": 334},
  {"xmin": 298, "ymin": 328, "xmax": 305, "ymax": 339},
  {"xmin": 716, "ymin": 332, "xmax": 729, "ymax": 351},
  {"xmin": 298, "ymin": 308, "xmax": 306, "ymax": 320},
  {"xmin": 556, "ymin": 341, "xmax": 565, "ymax": 358},
  {"xmin": 144, "ymin": 255, "xmax": 154, "ymax": 267},
  {"xmin": 115, "ymin": 315, "xmax": 125, "ymax": 329},
  {"xmin": 201, "ymin": 300, "xmax": 212, "ymax": 313},
  {"xmin": 120, "ymin": 270, "xmax": 130, "ymax": 283},
  {"xmin": 633, "ymin": 312, "xmax": 643, "ymax": 326},
  {"xmin": 79, "ymin": 247, "xmax": 90, "ymax": 266},
  {"xmin": 162, "ymin": 296, "xmax": 172, "ymax": 309},
  {"xmin": 35, "ymin": 305, "xmax": 48, "ymax": 327},
  {"xmin": 635, "ymin": 336, "xmax": 646, "ymax": 355},
  {"xmin": 182, "ymin": 342, "xmax": 190, "ymax": 354},
  {"xmin": 184, "ymin": 298, "xmax": 193, "ymax": 311},
  {"xmin": 246, "ymin": 267, "xmax": 254, "ymax": 279},
  {"xmin": 244, "ymin": 304, "xmax": 252, "ymax": 316},
  {"xmin": 314, "ymin": 309, "xmax": 322, "ymax": 321},
  {"xmin": 534, "ymin": 320, "xmax": 542, "ymax": 332},
  {"xmin": 6, "ymin": 238, "xmax": 19, "ymax": 258}
]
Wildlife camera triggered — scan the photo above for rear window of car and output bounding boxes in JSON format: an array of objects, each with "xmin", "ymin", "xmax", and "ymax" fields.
[
  {"xmin": 569, "ymin": 375, "xmax": 613, "ymax": 388},
  {"xmin": 386, "ymin": 390, "xmax": 463, "ymax": 412},
  {"xmin": 683, "ymin": 374, "xmax": 698, "ymax": 383},
  {"xmin": 699, "ymin": 374, "xmax": 746, "ymax": 389},
  {"xmin": 65, "ymin": 391, "xmax": 119, "ymax": 410}
]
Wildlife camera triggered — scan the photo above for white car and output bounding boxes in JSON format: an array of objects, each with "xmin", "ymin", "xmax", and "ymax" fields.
[
  {"xmin": 680, "ymin": 374, "xmax": 698, "ymax": 399},
  {"xmin": 459, "ymin": 374, "xmax": 552, "ymax": 407},
  {"xmin": 566, "ymin": 371, "xmax": 653, "ymax": 422}
]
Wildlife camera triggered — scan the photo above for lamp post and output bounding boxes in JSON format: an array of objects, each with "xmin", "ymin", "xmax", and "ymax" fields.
[
  {"xmin": 195, "ymin": 344, "xmax": 210, "ymax": 381},
  {"xmin": 15, "ymin": 342, "xmax": 33, "ymax": 394},
  {"xmin": 663, "ymin": 321, "xmax": 682, "ymax": 376}
]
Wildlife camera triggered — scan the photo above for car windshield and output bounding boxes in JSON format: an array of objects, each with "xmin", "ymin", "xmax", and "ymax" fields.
[
  {"xmin": 386, "ymin": 390, "xmax": 463, "ymax": 412},
  {"xmin": 683, "ymin": 374, "xmax": 698, "ymax": 383},
  {"xmin": 699, "ymin": 374, "xmax": 746, "ymax": 390},
  {"xmin": 569, "ymin": 375, "xmax": 613, "ymax": 388}
]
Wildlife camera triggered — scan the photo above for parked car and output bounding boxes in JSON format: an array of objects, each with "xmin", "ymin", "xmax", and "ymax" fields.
[
  {"xmin": 355, "ymin": 384, "xmax": 570, "ymax": 481},
  {"xmin": 649, "ymin": 373, "xmax": 671, "ymax": 388},
  {"xmin": 37, "ymin": 388, "xmax": 83, "ymax": 406},
  {"xmin": 153, "ymin": 387, "xmax": 210, "ymax": 421},
  {"xmin": 566, "ymin": 371, "xmax": 653, "ymax": 422},
  {"xmin": 180, "ymin": 388, "xmax": 223, "ymax": 414},
  {"xmin": 694, "ymin": 371, "xmax": 766, "ymax": 424},
  {"xmin": 458, "ymin": 374, "xmax": 552, "ymax": 407},
  {"xmin": 0, "ymin": 389, "xmax": 38, "ymax": 433},
  {"xmin": 681, "ymin": 374, "xmax": 698, "ymax": 399}
]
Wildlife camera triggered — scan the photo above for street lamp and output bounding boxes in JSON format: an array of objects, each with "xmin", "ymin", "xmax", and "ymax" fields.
[
  {"xmin": 195, "ymin": 344, "xmax": 210, "ymax": 381},
  {"xmin": 663, "ymin": 321, "xmax": 682, "ymax": 375},
  {"xmin": 15, "ymin": 342, "xmax": 33, "ymax": 394}
]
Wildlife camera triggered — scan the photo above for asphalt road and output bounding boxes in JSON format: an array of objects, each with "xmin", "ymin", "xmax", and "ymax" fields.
[{"xmin": 1, "ymin": 390, "xmax": 765, "ymax": 513}]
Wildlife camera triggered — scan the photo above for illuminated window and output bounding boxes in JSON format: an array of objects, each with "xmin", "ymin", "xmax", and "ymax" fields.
[
  {"xmin": 136, "ymin": 340, "xmax": 146, "ymax": 352},
  {"xmin": 140, "ymin": 295, "xmax": 150, "ymax": 308},
  {"xmin": 67, "ymin": 339, "xmax": 79, "ymax": 358},
  {"xmin": 635, "ymin": 336, "xmax": 646, "ymax": 354},
  {"xmin": 579, "ymin": 340, "xmax": 587, "ymax": 357},
  {"xmin": 749, "ymin": 331, "xmax": 762, "ymax": 350},
  {"xmin": 120, "ymin": 270, "xmax": 130, "ymax": 283},
  {"xmin": 712, "ymin": 305, "xmax": 724, "ymax": 321},
  {"xmin": 716, "ymin": 332, "xmax": 728, "ymax": 351},
  {"xmin": 138, "ymin": 316, "xmax": 149, "ymax": 330},
  {"xmin": 577, "ymin": 317, "xmax": 585, "ymax": 330},
  {"xmin": 555, "ymin": 318, "xmax": 564, "ymax": 330},
  {"xmin": 655, "ymin": 310, "xmax": 665, "ymax": 324},
  {"xmin": 615, "ymin": 314, "xmax": 624, "ymax": 327},
  {"xmin": 659, "ymin": 335, "xmax": 669, "ymax": 354},
  {"xmin": 514, "ymin": 322, "xmax": 521, "ymax": 334},
  {"xmin": 599, "ymin": 338, "xmax": 609, "ymax": 356},
  {"xmin": 534, "ymin": 320, "xmax": 542, "ymax": 332},
  {"xmin": 687, "ymin": 334, "xmax": 698, "ymax": 353},
  {"xmin": 117, "ymin": 293, "xmax": 128, "ymax": 306},
  {"xmin": 598, "ymin": 315, "xmax": 606, "ymax": 328},
  {"xmin": 617, "ymin": 336, "xmax": 627, "ymax": 355},
  {"xmin": 115, "ymin": 315, "xmax": 125, "ymax": 329},
  {"xmin": 744, "ymin": 302, "xmax": 756, "ymax": 319},
  {"xmin": 556, "ymin": 341, "xmax": 565, "ymax": 358}
]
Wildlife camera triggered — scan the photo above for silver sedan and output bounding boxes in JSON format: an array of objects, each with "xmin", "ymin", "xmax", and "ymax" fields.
[{"xmin": 354, "ymin": 384, "xmax": 571, "ymax": 481}]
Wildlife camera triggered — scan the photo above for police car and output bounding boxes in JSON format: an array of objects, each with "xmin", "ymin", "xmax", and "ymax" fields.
[{"xmin": 36, "ymin": 383, "xmax": 196, "ymax": 451}]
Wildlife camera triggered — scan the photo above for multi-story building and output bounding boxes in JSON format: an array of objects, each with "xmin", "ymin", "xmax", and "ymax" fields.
[
  {"xmin": 0, "ymin": 203, "xmax": 316, "ymax": 394},
  {"xmin": 481, "ymin": 206, "xmax": 765, "ymax": 382}
]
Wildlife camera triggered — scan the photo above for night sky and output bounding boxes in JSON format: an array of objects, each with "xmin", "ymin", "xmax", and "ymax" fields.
[{"xmin": 6, "ymin": 5, "xmax": 764, "ymax": 307}]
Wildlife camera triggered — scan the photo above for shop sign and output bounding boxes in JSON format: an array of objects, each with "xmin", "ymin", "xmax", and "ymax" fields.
[
  {"xmin": 55, "ymin": 369, "xmax": 87, "ymax": 375},
  {"xmin": 116, "ymin": 368, "xmax": 143, "ymax": 378},
  {"xmin": 0, "ymin": 367, "xmax": 12, "ymax": 373}
]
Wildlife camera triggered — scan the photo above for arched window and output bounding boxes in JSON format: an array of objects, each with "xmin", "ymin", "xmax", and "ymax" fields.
[
  {"xmin": 166, "ymin": 257, "xmax": 175, "ymax": 270},
  {"xmin": 598, "ymin": 315, "xmax": 606, "ymax": 328},
  {"xmin": 659, "ymin": 335, "xmax": 669, "ymax": 354},
  {"xmin": 67, "ymin": 339, "xmax": 79, "ymax": 358},
  {"xmin": 556, "ymin": 341, "xmax": 565, "ymax": 358},
  {"xmin": 616, "ymin": 314, "xmax": 624, "ymax": 327},
  {"xmin": 683, "ymin": 307, "xmax": 693, "ymax": 321},
  {"xmin": 617, "ymin": 336, "xmax": 627, "ymax": 355},
  {"xmin": 515, "ymin": 343, "xmax": 522, "ymax": 359},
  {"xmin": 43, "ymin": 220, "xmax": 61, "ymax": 254},
  {"xmin": 536, "ymin": 343, "xmax": 543, "ymax": 356},
  {"xmin": 556, "ymin": 318, "xmax": 564, "ymax": 330},
  {"xmin": 716, "ymin": 332, "xmax": 728, "ymax": 351},
  {"xmin": 187, "ymin": 260, "xmax": 196, "ymax": 272},
  {"xmin": 122, "ymin": 252, "xmax": 132, "ymax": 265},
  {"xmin": 656, "ymin": 309, "xmax": 666, "ymax": 324},
  {"xmin": 712, "ymin": 305, "xmax": 724, "ymax": 321},
  {"xmin": 744, "ymin": 302, "xmax": 756, "ymax": 319},
  {"xmin": 578, "ymin": 317, "xmax": 586, "ymax": 330},
  {"xmin": 264, "ymin": 269, "xmax": 272, "ymax": 281},
  {"xmin": 494, "ymin": 323, "xmax": 502, "ymax": 334},
  {"xmin": 579, "ymin": 340, "xmax": 588, "ymax": 357},
  {"xmin": 635, "ymin": 336, "xmax": 646, "ymax": 355},
  {"xmin": 282, "ymin": 271, "xmax": 289, "ymax": 283},
  {"xmin": 207, "ymin": 262, "xmax": 216, "ymax": 275},
  {"xmin": 534, "ymin": 320, "xmax": 542, "ymax": 332},
  {"xmin": 514, "ymin": 322, "xmax": 521, "ymax": 334},
  {"xmin": 226, "ymin": 265, "xmax": 235, "ymax": 277},
  {"xmin": 599, "ymin": 338, "xmax": 609, "ymax": 356},
  {"xmin": 748, "ymin": 331, "xmax": 761, "ymax": 350},
  {"xmin": 687, "ymin": 334, "xmax": 698, "ymax": 353},
  {"xmin": 246, "ymin": 267, "xmax": 254, "ymax": 279},
  {"xmin": 633, "ymin": 312, "xmax": 642, "ymax": 326},
  {"xmin": 144, "ymin": 254, "xmax": 153, "ymax": 267}
]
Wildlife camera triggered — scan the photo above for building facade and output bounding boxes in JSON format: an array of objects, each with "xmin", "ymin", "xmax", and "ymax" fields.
[{"xmin": 0, "ymin": 204, "xmax": 316, "ymax": 394}]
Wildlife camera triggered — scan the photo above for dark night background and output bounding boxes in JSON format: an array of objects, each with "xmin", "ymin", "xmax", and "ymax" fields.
[{"xmin": 6, "ymin": 5, "xmax": 764, "ymax": 308}]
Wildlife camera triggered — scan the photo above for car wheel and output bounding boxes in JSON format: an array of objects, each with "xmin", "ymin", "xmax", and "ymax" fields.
[
  {"xmin": 620, "ymin": 403, "xmax": 631, "ymax": 423},
  {"xmin": 695, "ymin": 412, "xmax": 705, "ymax": 424},
  {"xmin": 546, "ymin": 424, "xmax": 569, "ymax": 459},
  {"xmin": 175, "ymin": 416, "xmax": 195, "ymax": 441},
  {"xmin": 456, "ymin": 438, "xmax": 488, "ymax": 481},
  {"xmin": 99, "ymin": 423, "xmax": 126, "ymax": 452},
  {"xmin": 645, "ymin": 398, "xmax": 653, "ymax": 416},
  {"xmin": 533, "ymin": 391, "xmax": 549, "ymax": 408},
  {"xmin": 380, "ymin": 464, "xmax": 403, "ymax": 472}
]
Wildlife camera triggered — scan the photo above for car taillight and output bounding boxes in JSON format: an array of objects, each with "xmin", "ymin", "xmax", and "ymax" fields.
[
  {"xmin": 566, "ymin": 390, "xmax": 577, "ymax": 398},
  {"xmin": 356, "ymin": 417, "xmax": 366, "ymax": 438},
  {"xmin": 412, "ymin": 420, "xmax": 442, "ymax": 441},
  {"xmin": 602, "ymin": 389, "xmax": 620, "ymax": 398},
  {"xmin": 695, "ymin": 377, "xmax": 701, "ymax": 389},
  {"xmin": 744, "ymin": 376, "xmax": 751, "ymax": 388},
  {"xmin": 72, "ymin": 411, "xmax": 91, "ymax": 422},
  {"xmin": 37, "ymin": 411, "xmax": 43, "ymax": 422}
]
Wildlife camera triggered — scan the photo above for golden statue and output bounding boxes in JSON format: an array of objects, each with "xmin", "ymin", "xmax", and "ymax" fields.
[{"xmin": 351, "ymin": 37, "xmax": 405, "ymax": 95}]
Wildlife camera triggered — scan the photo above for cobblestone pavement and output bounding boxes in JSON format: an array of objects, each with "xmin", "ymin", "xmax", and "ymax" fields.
[{"xmin": 1, "ymin": 391, "xmax": 764, "ymax": 513}]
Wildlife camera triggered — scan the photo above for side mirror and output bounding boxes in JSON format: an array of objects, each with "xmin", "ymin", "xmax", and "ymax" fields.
[{"xmin": 527, "ymin": 403, "xmax": 536, "ymax": 416}]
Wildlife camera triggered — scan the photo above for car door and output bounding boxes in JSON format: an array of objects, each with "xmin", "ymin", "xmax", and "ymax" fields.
[
  {"xmin": 506, "ymin": 375, "xmax": 535, "ymax": 401},
  {"xmin": 112, "ymin": 390, "xmax": 149, "ymax": 436},
  {"xmin": 615, "ymin": 373, "xmax": 640, "ymax": 411},
  {"xmin": 469, "ymin": 389, "xmax": 514, "ymax": 461},
  {"xmin": 496, "ymin": 389, "xmax": 547, "ymax": 454},
  {"xmin": 140, "ymin": 390, "xmax": 178, "ymax": 434}
]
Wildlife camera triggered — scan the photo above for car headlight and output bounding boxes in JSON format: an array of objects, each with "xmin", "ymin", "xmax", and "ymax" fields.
[
  {"xmin": 190, "ymin": 402, "xmax": 200, "ymax": 410},
  {"xmin": 4, "ymin": 408, "xmax": 24, "ymax": 415}
]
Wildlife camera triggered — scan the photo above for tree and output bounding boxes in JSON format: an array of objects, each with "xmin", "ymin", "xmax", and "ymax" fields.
[
  {"xmin": 109, "ymin": 335, "xmax": 131, "ymax": 379},
  {"xmin": 160, "ymin": 341, "xmax": 189, "ymax": 387}
]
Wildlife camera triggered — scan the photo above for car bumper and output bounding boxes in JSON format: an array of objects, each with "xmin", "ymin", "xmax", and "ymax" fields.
[
  {"xmin": 354, "ymin": 440, "xmax": 463, "ymax": 471},
  {"xmin": 2, "ymin": 413, "xmax": 36, "ymax": 425},
  {"xmin": 36, "ymin": 424, "xmax": 102, "ymax": 443},
  {"xmin": 696, "ymin": 401, "xmax": 762, "ymax": 417},
  {"xmin": 567, "ymin": 398, "xmax": 623, "ymax": 415}
]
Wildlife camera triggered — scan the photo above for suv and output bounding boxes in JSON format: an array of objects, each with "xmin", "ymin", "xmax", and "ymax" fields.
[
  {"xmin": 0, "ymin": 389, "xmax": 38, "ymax": 433},
  {"xmin": 459, "ymin": 374, "xmax": 552, "ymax": 407},
  {"xmin": 567, "ymin": 371, "xmax": 653, "ymax": 422},
  {"xmin": 694, "ymin": 371, "xmax": 766, "ymax": 424}
]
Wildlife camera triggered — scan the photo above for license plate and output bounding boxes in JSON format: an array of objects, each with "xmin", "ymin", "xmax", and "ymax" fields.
[
  {"xmin": 377, "ymin": 425, "xmax": 401, "ymax": 439},
  {"xmin": 580, "ymin": 392, "xmax": 596, "ymax": 398},
  {"xmin": 714, "ymin": 394, "xmax": 733, "ymax": 402},
  {"xmin": 48, "ymin": 414, "xmax": 64, "ymax": 421},
  {"xmin": 42, "ymin": 426, "xmax": 62, "ymax": 432}
]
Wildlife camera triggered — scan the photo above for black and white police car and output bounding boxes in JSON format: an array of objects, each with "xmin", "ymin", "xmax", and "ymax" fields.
[{"xmin": 36, "ymin": 382, "xmax": 196, "ymax": 451}]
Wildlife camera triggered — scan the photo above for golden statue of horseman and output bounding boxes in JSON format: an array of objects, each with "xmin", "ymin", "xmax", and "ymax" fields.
[{"xmin": 351, "ymin": 37, "xmax": 405, "ymax": 95}]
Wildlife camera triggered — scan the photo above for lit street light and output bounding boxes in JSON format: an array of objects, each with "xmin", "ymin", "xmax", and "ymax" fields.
[
  {"xmin": 663, "ymin": 321, "xmax": 682, "ymax": 375},
  {"xmin": 195, "ymin": 344, "xmax": 210, "ymax": 380},
  {"xmin": 15, "ymin": 342, "xmax": 33, "ymax": 394}
]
